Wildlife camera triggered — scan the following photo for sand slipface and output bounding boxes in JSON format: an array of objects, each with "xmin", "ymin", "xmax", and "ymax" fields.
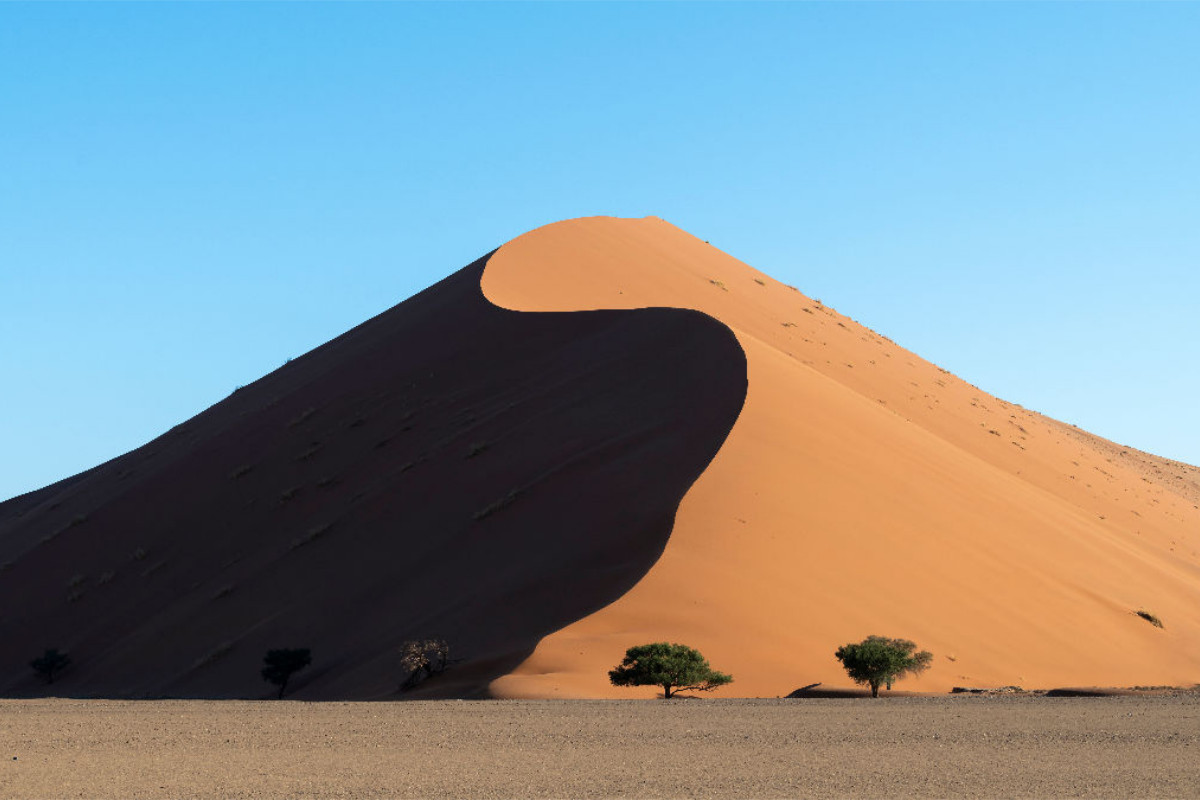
[
  {"xmin": 0, "ymin": 250, "xmax": 745, "ymax": 698},
  {"xmin": 481, "ymin": 215, "xmax": 1200, "ymax": 698}
]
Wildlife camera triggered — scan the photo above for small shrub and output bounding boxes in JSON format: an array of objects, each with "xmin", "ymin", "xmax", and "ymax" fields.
[
  {"xmin": 66, "ymin": 573, "xmax": 85, "ymax": 588},
  {"xmin": 399, "ymin": 639, "xmax": 452, "ymax": 690},
  {"xmin": 30, "ymin": 648, "xmax": 71, "ymax": 684},
  {"xmin": 262, "ymin": 648, "xmax": 311, "ymax": 699},
  {"xmin": 466, "ymin": 441, "xmax": 489, "ymax": 458},
  {"xmin": 1136, "ymin": 610, "xmax": 1164, "ymax": 628},
  {"xmin": 211, "ymin": 584, "xmax": 235, "ymax": 600},
  {"xmin": 229, "ymin": 464, "xmax": 254, "ymax": 480}
]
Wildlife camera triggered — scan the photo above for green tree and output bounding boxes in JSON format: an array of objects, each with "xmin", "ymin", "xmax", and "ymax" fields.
[
  {"xmin": 834, "ymin": 635, "xmax": 932, "ymax": 697},
  {"xmin": 609, "ymin": 642, "xmax": 733, "ymax": 699},
  {"xmin": 30, "ymin": 648, "xmax": 71, "ymax": 684},
  {"xmin": 261, "ymin": 648, "xmax": 311, "ymax": 699}
]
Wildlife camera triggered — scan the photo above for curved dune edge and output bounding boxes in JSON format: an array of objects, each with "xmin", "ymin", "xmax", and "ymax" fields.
[
  {"xmin": 0, "ymin": 251, "xmax": 746, "ymax": 699},
  {"xmin": 481, "ymin": 215, "xmax": 1200, "ymax": 698}
]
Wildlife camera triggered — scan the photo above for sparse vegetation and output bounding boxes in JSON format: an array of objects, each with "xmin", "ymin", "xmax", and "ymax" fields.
[
  {"xmin": 834, "ymin": 635, "xmax": 933, "ymax": 698},
  {"xmin": 30, "ymin": 648, "xmax": 71, "ymax": 684},
  {"xmin": 261, "ymin": 648, "xmax": 312, "ymax": 699},
  {"xmin": 229, "ymin": 464, "xmax": 254, "ymax": 479},
  {"xmin": 466, "ymin": 441, "xmax": 489, "ymax": 458},
  {"xmin": 399, "ymin": 639, "xmax": 452, "ymax": 690},
  {"xmin": 211, "ymin": 584, "xmax": 235, "ymax": 600},
  {"xmin": 1136, "ymin": 610, "xmax": 1164, "ymax": 628},
  {"xmin": 609, "ymin": 642, "xmax": 733, "ymax": 699}
]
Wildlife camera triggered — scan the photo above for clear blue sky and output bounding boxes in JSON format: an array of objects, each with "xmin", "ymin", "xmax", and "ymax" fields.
[{"xmin": 2, "ymin": 2, "xmax": 1198, "ymax": 502}]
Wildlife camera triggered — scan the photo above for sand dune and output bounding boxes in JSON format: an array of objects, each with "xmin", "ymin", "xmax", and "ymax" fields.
[
  {"xmin": 0, "ymin": 252, "xmax": 744, "ymax": 698},
  {"xmin": 2, "ymin": 215, "xmax": 1197, "ymax": 699},
  {"xmin": 482, "ymin": 216, "xmax": 1200, "ymax": 697}
]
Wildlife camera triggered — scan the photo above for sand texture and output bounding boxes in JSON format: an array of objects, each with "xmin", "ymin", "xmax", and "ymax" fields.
[
  {"xmin": 2, "ymin": 215, "xmax": 1198, "ymax": 700},
  {"xmin": 482, "ymin": 216, "xmax": 1200, "ymax": 697},
  {"xmin": 3, "ymin": 697, "xmax": 1199, "ymax": 798}
]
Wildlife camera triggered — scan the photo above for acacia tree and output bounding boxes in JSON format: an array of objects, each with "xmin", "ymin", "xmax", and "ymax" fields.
[
  {"xmin": 609, "ymin": 642, "xmax": 733, "ymax": 699},
  {"xmin": 261, "ymin": 648, "xmax": 311, "ymax": 699},
  {"xmin": 30, "ymin": 648, "xmax": 71, "ymax": 684},
  {"xmin": 834, "ymin": 636, "xmax": 932, "ymax": 697}
]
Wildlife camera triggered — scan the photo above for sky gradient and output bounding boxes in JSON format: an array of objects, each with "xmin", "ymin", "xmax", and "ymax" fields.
[{"xmin": 2, "ymin": 2, "xmax": 1198, "ymax": 502}]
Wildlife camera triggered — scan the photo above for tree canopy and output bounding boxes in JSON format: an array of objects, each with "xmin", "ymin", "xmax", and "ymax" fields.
[
  {"xmin": 834, "ymin": 635, "xmax": 932, "ymax": 697},
  {"xmin": 261, "ymin": 648, "xmax": 311, "ymax": 699},
  {"xmin": 30, "ymin": 648, "xmax": 71, "ymax": 685},
  {"xmin": 609, "ymin": 642, "xmax": 733, "ymax": 699}
]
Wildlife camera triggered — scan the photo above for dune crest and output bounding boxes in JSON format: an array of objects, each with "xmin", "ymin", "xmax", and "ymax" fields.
[
  {"xmin": 482, "ymin": 216, "xmax": 1200, "ymax": 697},
  {"xmin": 3, "ymin": 216, "xmax": 1196, "ymax": 699},
  {"xmin": 0, "ymin": 251, "xmax": 745, "ymax": 698}
]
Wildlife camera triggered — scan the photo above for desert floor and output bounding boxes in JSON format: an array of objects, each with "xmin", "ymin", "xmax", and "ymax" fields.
[{"xmin": 2, "ymin": 696, "xmax": 1198, "ymax": 798}]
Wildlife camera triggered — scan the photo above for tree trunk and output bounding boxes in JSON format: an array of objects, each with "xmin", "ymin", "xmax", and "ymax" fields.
[
  {"xmin": 870, "ymin": 682, "xmax": 880, "ymax": 698},
  {"xmin": 663, "ymin": 684, "xmax": 674, "ymax": 699},
  {"xmin": 278, "ymin": 678, "xmax": 288, "ymax": 699}
]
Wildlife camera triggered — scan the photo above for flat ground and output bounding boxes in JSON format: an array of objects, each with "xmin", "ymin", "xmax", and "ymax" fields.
[{"xmin": 2, "ymin": 696, "xmax": 1198, "ymax": 798}]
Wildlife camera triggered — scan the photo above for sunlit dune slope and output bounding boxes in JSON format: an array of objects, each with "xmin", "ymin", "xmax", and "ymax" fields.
[
  {"xmin": 0, "ymin": 253, "xmax": 745, "ymax": 698},
  {"xmin": 482, "ymin": 215, "xmax": 1200, "ymax": 697}
]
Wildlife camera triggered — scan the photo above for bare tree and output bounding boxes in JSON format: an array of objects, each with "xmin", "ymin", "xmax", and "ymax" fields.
[{"xmin": 399, "ymin": 639, "xmax": 451, "ymax": 690}]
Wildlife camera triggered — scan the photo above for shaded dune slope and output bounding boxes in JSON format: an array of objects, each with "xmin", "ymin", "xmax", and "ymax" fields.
[
  {"xmin": 0, "ymin": 252, "xmax": 747, "ymax": 698},
  {"xmin": 483, "ymin": 216, "xmax": 1200, "ymax": 697}
]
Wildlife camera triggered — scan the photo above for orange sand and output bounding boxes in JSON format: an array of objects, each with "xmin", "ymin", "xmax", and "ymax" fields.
[{"xmin": 482, "ymin": 216, "xmax": 1200, "ymax": 697}]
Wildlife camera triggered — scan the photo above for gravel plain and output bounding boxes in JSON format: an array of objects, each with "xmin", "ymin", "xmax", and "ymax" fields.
[{"xmin": 2, "ymin": 695, "xmax": 1198, "ymax": 798}]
